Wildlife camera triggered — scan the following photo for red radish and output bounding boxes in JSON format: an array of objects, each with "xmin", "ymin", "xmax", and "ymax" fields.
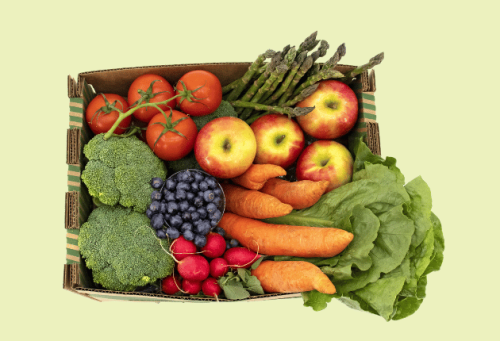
[
  {"xmin": 201, "ymin": 233, "xmax": 226, "ymax": 258},
  {"xmin": 170, "ymin": 236, "xmax": 197, "ymax": 261},
  {"xmin": 177, "ymin": 255, "xmax": 210, "ymax": 281},
  {"xmin": 210, "ymin": 258, "xmax": 229, "ymax": 278},
  {"xmin": 224, "ymin": 247, "xmax": 261, "ymax": 269},
  {"xmin": 202, "ymin": 278, "xmax": 221, "ymax": 297},
  {"xmin": 161, "ymin": 275, "xmax": 182, "ymax": 295},
  {"xmin": 182, "ymin": 279, "xmax": 202, "ymax": 295}
]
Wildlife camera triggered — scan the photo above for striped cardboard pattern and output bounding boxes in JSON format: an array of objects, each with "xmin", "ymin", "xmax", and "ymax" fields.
[{"xmin": 65, "ymin": 70, "xmax": 376, "ymax": 299}]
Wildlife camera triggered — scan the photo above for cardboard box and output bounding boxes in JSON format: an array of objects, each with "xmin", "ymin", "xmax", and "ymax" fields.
[{"xmin": 64, "ymin": 62, "xmax": 380, "ymax": 302}]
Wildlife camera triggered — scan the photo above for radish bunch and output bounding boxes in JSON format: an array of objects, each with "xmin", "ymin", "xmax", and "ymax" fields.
[{"xmin": 161, "ymin": 232, "xmax": 260, "ymax": 298}]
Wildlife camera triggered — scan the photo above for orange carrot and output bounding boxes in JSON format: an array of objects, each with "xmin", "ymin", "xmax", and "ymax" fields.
[
  {"xmin": 219, "ymin": 212, "xmax": 354, "ymax": 258},
  {"xmin": 252, "ymin": 260, "xmax": 336, "ymax": 294},
  {"xmin": 260, "ymin": 178, "xmax": 329, "ymax": 209},
  {"xmin": 221, "ymin": 184, "xmax": 293, "ymax": 219},
  {"xmin": 231, "ymin": 164, "xmax": 286, "ymax": 190}
]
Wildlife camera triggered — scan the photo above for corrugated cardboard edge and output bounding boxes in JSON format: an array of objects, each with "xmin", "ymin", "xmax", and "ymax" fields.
[
  {"xmin": 65, "ymin": 192, "xmax": 79, "ymax": 229},
  {"xmin": 63, "ymin": 264, "xmax": 101, "ymax": 301},
  {"xmin": 369, "ymin": 70, "xmax": 376, "ymax": 92},
  {"xmin": 367, "ymin": 122, "xmax": 381, "ymax": 155},
  {"xmin": 66, "ymin": 128, "xmax": 80, "ymax": 165}
]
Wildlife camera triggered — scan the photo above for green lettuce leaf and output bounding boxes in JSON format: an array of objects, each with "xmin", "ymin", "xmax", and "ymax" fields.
[{"xmin": 423, "ymin": 212, "xmax": 445, "ymax": 276}]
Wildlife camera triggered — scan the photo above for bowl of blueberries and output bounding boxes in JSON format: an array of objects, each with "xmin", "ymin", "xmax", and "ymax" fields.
[{"xmin": 147, "ymin": 169, "xmax": 226, "ymax": 248}]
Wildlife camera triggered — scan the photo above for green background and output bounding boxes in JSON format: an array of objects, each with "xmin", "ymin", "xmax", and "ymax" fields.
[{"xmin": 2, "ymin": 0, "xmax": 498, "ymax": 339}]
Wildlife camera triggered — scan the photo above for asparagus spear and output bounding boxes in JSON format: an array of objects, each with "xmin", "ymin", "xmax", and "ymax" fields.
[
  {"xmin": 277, "ymin": 55, "xmax": 314, "ymax": 105},
  {"xmin": 260, "ymin": 47, "xmax": 296, "ymax": 103},
  {"xmin": 297, "ymin": 31, "xmax": 319, "ymax": 54},
  {"xmin": 322, "ymin": 43, "xmax": 346, "ymax": 70},
  {"xmin": 225, "ymin": 49, "xmax": 276, "ymax": 102},
  {"xmin": 230, "ymin": 100, "xmax": 315, "ymax": 121},
  {"xmin": 222, "ymin": 79, "xmax": 240, "ymax": 94},
  {"xmin": 240, "ymin": 63, "xmax": 289, "ymax": 119},
  {"xmin": 342, "ymin": 52, "xmax": 384, "ymax": 82},
  {"xmin": 311, "ymin": 40, "xmax": 330, "ymax": 62},
  {"xmin": 263, "ymin": 51, "xmax": 307, "ymax": 105},
  {"xmin": 292, "ymin": 67, "xmax": 344, "ymax": 97},
  {"xmin": 282, "ymin": 83, "xmax": 320, "ymax": 107}
]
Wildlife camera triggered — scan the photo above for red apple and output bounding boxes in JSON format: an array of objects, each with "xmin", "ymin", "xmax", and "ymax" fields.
[
  {"xmin": 250, "ymin": 114, "xmax": 305, "ymax": 169},
  {"xmin": 296, "ymin": 80, "xmax": 358, "ymax": 139},
  {"xmin": 296, "ymin": 140, "xmax": 353, "ymax": 193},
  {"xmin": 194, "ymin": 117, "xmax": 256, "ymax": 179}
]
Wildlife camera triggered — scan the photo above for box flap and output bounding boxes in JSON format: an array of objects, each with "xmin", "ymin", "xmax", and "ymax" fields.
[
  {"xmin": 366, "ymin": 122, "xmax": 381, "ymax": 155},
  {"xmin": 66, "ymin": 128, "xmax": 81, "ymax": 165},
  {"xmin": 65, "ymin": 192, "xmax": 79, "ymax": 229}
]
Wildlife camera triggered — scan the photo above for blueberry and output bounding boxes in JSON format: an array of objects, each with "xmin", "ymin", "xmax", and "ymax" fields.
[
  {"xmin": 169, "ymin": 215, "xmax": 183, "ymax": 228},
  {"xmin": 176, "ymin": 189, "xmax": 187, "ymax": 201},
  {"xmin": 179, "ymin": 171, "xmax": 194, "ymax": 183},
  {"xmin": 163, "ymin": 214, "xmax": 171, "ymax": 225},
  {"xmin": 180, "ymin": 222, "xmax": 193, "ymax": 233},
  {"xmin": 162, "ymin": 187, "xmax": 170, "ymax": 198},
  {"xmin": 150, "ymin": 177, "xmax": 164, "ymax": 189},
  {"xmin": 186, "ymin": 192, "xmax": 195, "ymax": 201},
  {"xmin": 160, "ymin": 202, "xmax": 167, "ymax": 214},
  {"xmin": 166, "ymin": 201, "xmax": 179, "ymax": 215},
  {"xmin": 191, "ymin": 182, "xmax": 199, "ymax": 192},
  {"xmin": 146, "ymin": 208, "xmax": 153, "ymax": 219},
  {"xmin": 199, "ymin": 181, "xmax": 209, "ymax": 191},
  {"xmin": 166, "ymin": 179, "xmax": 177, "ymax": 191},
  {"xmin": 205, "ymin": 177, "xmax": 217, "ymax": 189},
  {"xmin": 156, "ymin": 229, "xmax": 167, "ymax": 239},
  {"xmin": 183, "ymin": 230, "xmax": 195, "ymax": 241},
  {"xmin": 182, "ymin": 211, "xmax": 192, "ymax": 222},
  {"xmin": 212, "ymin": 196, "xmax": 222, "ymax": 207},
  {"xmin": 213, "ymin": 188, "xmax": 222, "ymax": 196},
  {"xmin": 166, "ymin": 227, "xmax": 180, "ymax": 239},
  {"xmin": 203, "ymin": 190, "xmax": 215, "ymax": 202},
  {"xmin": 206, "ymin": 203, "xmax": 217, "ymax": 213},
  {"xmin": 226, "ymin": 240, "xmax": 231, "ymax": 250},
  {"xmin": 151, "ymin": 190, "xmax": 162, "ymax": 201},
  {"xmin": 193, "ymin": 196, "xmax": 204, "ymax": 208},
  {"xmin": 230, "ymin": 239, "xmax": 239, "ymax": 248},
  {"xmin": 210, "ymin": 219, "xmax": 219, "ymax": 227},
  {"xmin": 194, "ymin": 172, "xmax": 204, "ymax": 182},
  {"xmin": 187, "ymin": 206, "xmax": 197, "ymax": 213},
  {"xmin": 192, "ymin": 219, "xmax": 202, "ymax": 227},
  {"xmin": 190, "ymin": 212, "xmax": 200, "ymax": 222},
  {"xmin": 149, "ymin": 201, "xmax": 161, "ymax": 213},
  {"xmin": 151, "ymin": 214, "xmax": 164, "ymax": 230},
  {"xmin": 197, "ymin": 207, "xmax": 207, "ymax": 219},
  {"xmin": 209, "ymin": 209, "xmax": 222, "ymax": 221},
  {"xmin": 195, "ymin": 220, "xmax": 211, "ymax": 235},
  {"xmin": 214, "ymin": 227, "xmax": 225, "ymax": 237},
  {"xmin": 166, "ymin": 192, "xmax": 176, "ymax": 202},
  {"xmin": 194, "ymin": 234, "xmax": 207, "ymax": 248},
  {"xmin": 179, "ymin": 200, "xmax": 190, "ymax": 212},
  {"xmin": 177, "ymin": 182, "xmax": 190, "ymax": 192}
]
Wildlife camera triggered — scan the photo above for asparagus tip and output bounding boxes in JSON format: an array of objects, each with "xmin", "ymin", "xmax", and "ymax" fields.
[{"xmin": 293, "ymin": 106, "xmax": 315, "ymax": 117}]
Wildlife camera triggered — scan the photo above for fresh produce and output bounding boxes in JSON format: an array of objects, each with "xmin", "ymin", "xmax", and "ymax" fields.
[
  {"xmin": 231, "ymin": 164, "xmax": 286, "ymax": 190},
  {"xmin": 78, "ymin": 206, "xmax": 175, "ymax": 291},
  {"xmin": 81, "ymin": 134, "xmax": 167, "ymax": 213},
  {"xmin": 252, "ymin": 261, "xmax": 336, "ymax": 294},
  {"xmin": 85, "ymin": 93, "xmax": 130, "ymax": 135},
  {"xmin": 182, "ymin": 279, "xmax": 202, "ymax": 295},
  {"xmin": 128, "ymin": 74, "xmax": 176, "ymax": 122},
  {"xmin": 146, "ymin": 109, "xmax": 197, "ymax": 161},
  {"xmin": 223, "ymin": 247, "xmax": 261, "ymax": 269},
  {"xmin": 221, "ymin": 183, "xmax": 293, "ymax": 219},
  {"xmin": 162, "ymin": 275, "xmax": 182, "ymax": 295},
  {"xmin": 147, "ymin": 169, "xmax": 224, "ymax": 245},
  {"xmin": 176, "ymin": 70, "xmax": 222, "ymax": 117},
  {"xmin": 170, "ymin": 236, "xmax": 197, "ymax": 261},
  {"xmin": 194, "ymin": 117, "xmax": 257, "ymax": 179},
  {"xmin": 168, "ymin": 152, "xmax": 202, "ymax": 172},
  {"xmin": 177, "ymin": 255, "xmax": 210, "ymax": 282},
  {"xmin": 217, "ymin": 266, "xmax": 265, "ymax": 300},
  {"xmin": 210, "ymin": 258, "xmax": 229, "ymax": 277},
  {"xmin": 266, "ymin": 139, "xmax": 444, "ymax": 320},
  {"xmin": 201, "ymin": 278, "xmax": 222, "ymax": 297},
  {"xmin": 296, "ymin": 140, "xmax": 353, "ymax": 193},
  {"xmin": 250, "ymin": 114, "xmax": 305, "ymax": 168},
  {"xmin": 296, "ymin": 80, "xmax": 358, "ymax": 139},
  {"xmin": 190, "ymin": 100, "xmax": 238, "ymax": 131},
  {"xmin": 219, "ymin": 212, "xmax": 354, "ymax": 257},
  {"xmin": 201, "ymin": 232, "xmax": 226, "ymax": 258},
  {"xmin": 260, "ymin": 178, "xmax": 329, "ymax": 209}
]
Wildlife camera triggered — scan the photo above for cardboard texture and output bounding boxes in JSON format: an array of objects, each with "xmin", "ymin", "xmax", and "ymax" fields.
[{"xmin": 64, "ymin": 62, "xmax": 379, "ymax": 302}]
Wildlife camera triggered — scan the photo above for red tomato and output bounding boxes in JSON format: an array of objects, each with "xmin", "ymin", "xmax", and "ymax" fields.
[
  {"xmin": 175, "ymin": 70, "xmax": 222, "ymax": 117},
  {"xmin": 146, "ymin": 110, "xmax": 198, "ymax": 161},
  {"xmin": 85, "ymin": 93, "xmax": 130, "ymax": 135},
  {"xmin": 128, "ymin": 74, "xmax": 176, "ymax": 123}
]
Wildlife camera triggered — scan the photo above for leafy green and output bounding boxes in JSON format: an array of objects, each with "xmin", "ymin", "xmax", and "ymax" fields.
[{"xmin": 217, "ymin": 268, "xmax": 265, "ymax": 300}]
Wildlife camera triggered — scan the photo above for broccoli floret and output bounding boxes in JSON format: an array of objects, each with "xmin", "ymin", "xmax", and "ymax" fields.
[
  {"xmin": 81, "ymin": 134, "xmax": 167, "ymax": 213},
  {"xmin": 78, "ymin": 206, "xmax": 174, "ymax": 291},
  {"xmin": 191, "ymin": 100, "xmax": 238, "ymax": 131},
  {"xmin": 168, "ymin": 152, "xmax": 202, "ymax": 173}
]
